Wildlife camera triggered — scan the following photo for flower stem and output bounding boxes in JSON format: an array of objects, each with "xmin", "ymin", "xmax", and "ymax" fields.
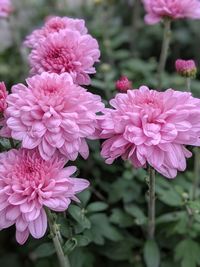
[
  {"xmin": 157, "ymin": 18, "xmax": 172, "ymax": 90},
  {"xmin": 186, "ymin": 77, "xmax": 191, "ymax": 92},
  {"xmin": 46, "ymin": 209, "xmax": 71, "ymax": 267},
  {"xmin": 148, "ymin": 166, "xmax": 156, "ymax": 239}
]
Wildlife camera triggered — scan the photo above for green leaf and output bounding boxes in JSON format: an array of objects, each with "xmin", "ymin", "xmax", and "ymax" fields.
[
  {"xmin": 175, "ymin": 239, "xmax": 200, "ymax": 267},
  {"xmin": 87, "ymin": 202, "xmax": 108, "ymax": 213},
  {"xmin": 125, "ymin": 204, "xmax": 147, "ymax": 225},
  {"xmin": 68, "ymin": 205, "xmax": 91, "ymax": 229},
  {"xmin": 156, "ymin": 178, "xmax": 183, "ymax": 207},
  {"xmin": 156, "ymin": 211, "xmax": 186, "ymax": 224},
  {"xmin": 33, "ymin": 243, "xmax": 55, "ymax": 258},
  {"xmin": 70, "ymin": 248, "xmax": 94, "ymax": 267},
  {"xmin": 144, "ymin": 240, "xmax": 160, "ymax": 267},
  {"xmin": 89, "ymin": 213, "xmax": 123, "ymax": 243},
  {"xmin": 109, "ymin": 208, "xmax": 134, "ymax": 227},
  {"xmin": 75, "ymin": 235, "xmax": 91, "ymax": 247}
]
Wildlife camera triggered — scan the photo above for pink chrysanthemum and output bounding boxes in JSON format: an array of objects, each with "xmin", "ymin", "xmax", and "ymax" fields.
[
  {"xmin": 0, "ymin": 148, "xmax": 89, "ymax": 244},
  {"xmin": 99, "ymin": 86, "xmax": 200, "ymax": 178},
  {"xmin": 175, "ymin": 59, "xmax": 197, "ymax": 78},
  {"xmin": 28, "ymin": 29, "xmax": 100, "ymax": 85},
  {"xmin": 3, "ymin": 72, "xmax": 104, "ymax": 161},
  {"xmin": 0, "ymin": 0, "xmax": 13, "ymax": 18},
  {"xmin": 0, "ymin": 82, "xmax": 8, "ymax": 113},
  {"xmin": 142, "ymin": 0, "xmax": 200, "ymax": 24},
  {"xmin": 24, "ymin": 16, "xmax": 88, "ymax": 49}
]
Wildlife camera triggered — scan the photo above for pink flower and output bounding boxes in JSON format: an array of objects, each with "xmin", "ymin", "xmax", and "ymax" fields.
[
  {"xmin": 0, "ymin": 82, "xmax": 8, "ymax": 113},
  {"xmin": 0, "ymin": 0, "xmax": 13, "ymax": 18},
  {"xmin": 28, "ymin": 29, "xmax": 100, "ymax": 85},
  {"xmin": 4, "ymin": 72, "xmax": 104, "ymax": 161},
  {"xmin": 24, "ymin": 16, "xmax": 88, "ymax": 49},
  {"xmin": 0, "ymin": 148, "xmax": 89, "ymax": 244},
  {"xmin": 142, "ymin": 0, "xmax": 200, "ymax": 24},
  {"xmin": 99, "ymin": 86, "xmax": 200, "ymax": 178},
  {"xmin": 175, "ymin": 59, "xmax": 197, "ymax": 78},
  {"xmin": 116, "ymin": 76, "xmax": 132, "ymax": 93}
]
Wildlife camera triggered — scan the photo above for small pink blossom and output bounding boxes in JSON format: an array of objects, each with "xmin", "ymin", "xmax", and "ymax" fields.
[
  {"xmin": 142, "ymin": 0, "xmax": 200, "ymax": 24},
  {"xmin": 3, "ymin": 72, "xmax": 104, "ymax": 161},
  {"xmin": 0, "ymin": 0, "xmax": 13, "ymax": 18},
  {"xmin": 24, "ymin": 16, "xmax": 88, "ymax": 49},
  {"xmin": 0, "ymin": 148, "xmax": 89, "ymax": 244},
  {"xmin": 28, "ymin": 29, "xmax": 100, "ymax": 85},
  {"xmin": 116, "ymin": 76, "xmax": 132, "ymax": 93},
  {"xmin": 175, "ymin": 59, "xmax": 197, "ymax": 77},
  {"xmin": 99, "ymin": 86, "xmax": 200, "ymax": 178},
  {"xmin": 0, "ymin": 82, "xmax": 8, "ymax": 113}
]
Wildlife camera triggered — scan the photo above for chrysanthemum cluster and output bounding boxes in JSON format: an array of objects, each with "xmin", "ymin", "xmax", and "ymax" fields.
[
  {"xmin": 142, "ymin": 0, "xmax": 200, "ymax": 24},
  {"xmin": 0, "ymin": 16, "xmax": 103, "ymax": 244},
  {"xmin": 25, "ymin": 16, "xmax": 100, "ymax": 85},
  {"xmin": 99, "ymin": 86, "xmax": 200, "ymax": 178}
]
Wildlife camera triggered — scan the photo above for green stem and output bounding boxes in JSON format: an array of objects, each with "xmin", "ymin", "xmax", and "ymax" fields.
[
  {"xmin": 157, "ymin": 18, "xmax": 172, "ymax": 90},
  {"xmin": 186, "ymin": 77, "xmax": 191, "ymax": 92},
  {"xmin": 192, "ymin": 148, "xmax": 200, "ymax": 200},
  {"xmin": 148, "ymin": 166, "xmax": 156, "ymax": 240},
  {"xmin": 46, "ymin": 209, "xmax": 71, "ymax": 267}
]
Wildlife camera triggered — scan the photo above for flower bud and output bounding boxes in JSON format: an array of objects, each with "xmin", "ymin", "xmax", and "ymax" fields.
[
  {"xmin": 175, "ymin": 59, "xmax": 197, "ymax": 78},
  {"xmin": 116, "ymin": 76, "xmax": 132, "ymax": 93}
]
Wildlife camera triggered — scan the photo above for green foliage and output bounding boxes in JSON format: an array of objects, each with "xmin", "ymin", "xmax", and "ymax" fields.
[{"xmin": 144, "ymin": 240, "xmax": 160, "ymax": 267}]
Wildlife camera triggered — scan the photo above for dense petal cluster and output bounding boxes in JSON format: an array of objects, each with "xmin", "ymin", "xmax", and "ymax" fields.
[
  {"xmin": 24, "ymin": 16, "xmax": 88, "ymax": 49},
  {"xmin": 99, "ymin": 86, "xmax": 200, "ymax": 178},
  {"xmin": 3, "ymin": 72, "xmax": 104, "ymax": 160},
  {"xmin": 0, "ymin": 148, "xmax": 89, "ymax": 244},
  {"xmin": 142, "ymin": 0, "xmax": 200, "ymax": 24},
  {"xmin": 0, "ymin": 0, "xmax": 13, "ymax": 18},
  {"xmin": 0, "ymin": 82, "xmax": 8, "ymax": 113},
  {"xmin": 28, "ymin": 29, "xmax": 100, "ymax": 85},
  {"xmin": 175, "ymin": 59, "xmax": 197, "ymax": 78}
]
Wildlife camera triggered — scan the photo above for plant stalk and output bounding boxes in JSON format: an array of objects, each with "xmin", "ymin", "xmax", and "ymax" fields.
[
  {"xmin": 148, "ymin": 166, "xmax": 156, "ymax": 240},
  {"xmin": 186, "ymin": 77, "xmax": 191, "ymax": 92},
  {"xmin": 46, "ymin": 209, "xmax": 71, "ymax": 267},
  {"xmin": 157, "ymin": 18, "xmax": 172, "ymax": 90}
]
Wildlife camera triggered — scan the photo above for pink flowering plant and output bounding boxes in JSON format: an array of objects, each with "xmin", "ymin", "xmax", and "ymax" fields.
[{"xmin": 1, "ymin": 1, "xmax": 200, "ymax": 267}]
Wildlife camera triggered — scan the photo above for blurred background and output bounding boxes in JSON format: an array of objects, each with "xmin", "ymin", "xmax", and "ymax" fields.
[{"xmin": 1, "ymin": 0, "xmax": 200, "ymax": 267}]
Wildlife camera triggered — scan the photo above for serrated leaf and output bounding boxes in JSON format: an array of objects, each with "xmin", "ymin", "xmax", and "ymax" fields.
[
  {"xmin": 144, "ymin": 240, "xmax": 160, "ymax": 267},
  {"xmin": 175, "ymin": 239, "xmax": 200, "ymax": 267}
]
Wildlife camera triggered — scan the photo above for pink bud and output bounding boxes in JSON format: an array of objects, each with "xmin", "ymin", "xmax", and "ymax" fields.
[
  {"xmin": 175, "ymin": 59, "xmax": 197, "ymax": 78},
  {"xmin": 0, "ymin": 82, "xmax": 8, "ymax": 113},
  {"xmin": 116, "ymin": 76, "xmax": 132, "ymax": 93}
]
